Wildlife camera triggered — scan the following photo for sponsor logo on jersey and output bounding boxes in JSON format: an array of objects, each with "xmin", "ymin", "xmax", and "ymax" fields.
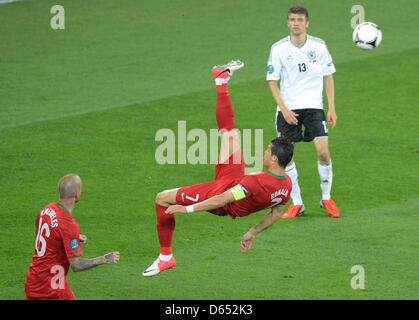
[
  {"xmin": 267, "ymin": 65, "xmax": 274, "ymax": 74},
  {"xmin": 70, "ymin": 238, "xmax": 79, "ymax": 250}
]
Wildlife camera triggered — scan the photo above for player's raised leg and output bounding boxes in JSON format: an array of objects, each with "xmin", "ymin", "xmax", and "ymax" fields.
[{"xmin": 211, "ymin": 60, "xmax": 244, "ymax": 165}]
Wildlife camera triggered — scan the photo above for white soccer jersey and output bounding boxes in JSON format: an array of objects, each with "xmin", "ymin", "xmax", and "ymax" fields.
[{"xmin": 267, "ymin": 35, "xmax": 336, "ymax": 110}]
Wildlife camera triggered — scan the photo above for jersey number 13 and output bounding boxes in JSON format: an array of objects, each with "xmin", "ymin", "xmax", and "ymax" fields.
[{"xmin": 298, "ymin": 63, "xmax": 307, "ymax": 72}]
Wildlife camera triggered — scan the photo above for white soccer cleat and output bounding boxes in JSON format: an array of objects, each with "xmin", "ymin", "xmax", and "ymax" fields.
[
  {"xmin": 211, "ymin": 60, "xmax": 244, "ymax": 85},
  {"xmin": 142, "ymin": 256, "xmax": 176, "ymax": 277},
  {"xmin": 212, "ymin": 60, "xmax": 244, "ymax": 75}
]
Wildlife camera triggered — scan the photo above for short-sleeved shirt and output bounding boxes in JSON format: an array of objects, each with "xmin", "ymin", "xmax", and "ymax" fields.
[
  {"xmin": 25, "ymin": 202, "xmax": 83, "ymax": 299},
  {"xmin": 267, "ymin": 35, "xmax": 336, "ymax": 110},
  {"xmin": 176, "ymin": 152, "xmax": 292, "ymax": 218},
  {"xmin": 221, "ymin": 171, "xmax": 291, "ymax": 217}
]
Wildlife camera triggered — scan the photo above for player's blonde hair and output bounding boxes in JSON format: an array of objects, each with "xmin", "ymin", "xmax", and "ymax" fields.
[{"xmin": 58, "ymin": 174, "xmax": 82, "ymax": 199}]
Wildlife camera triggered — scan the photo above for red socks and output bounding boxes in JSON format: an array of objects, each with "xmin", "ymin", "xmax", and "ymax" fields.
[
  {"xmin": 216, "ymin": 89, "xmax": 236, "ymax": 132},
  {"xmin": 155, "ymin": 204, "xmax": 175, "ymax": 255}
]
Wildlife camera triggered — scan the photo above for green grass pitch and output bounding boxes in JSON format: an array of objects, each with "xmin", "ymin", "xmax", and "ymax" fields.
[{"xmin": 0, "ymin": 0, "xmax": 418, "ymax": 300}]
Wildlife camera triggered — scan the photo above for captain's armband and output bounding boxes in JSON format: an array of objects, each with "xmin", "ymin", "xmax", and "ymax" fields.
[{"xmin": 229, "ymin": 184, "xmax": 248, "ymax": 201}]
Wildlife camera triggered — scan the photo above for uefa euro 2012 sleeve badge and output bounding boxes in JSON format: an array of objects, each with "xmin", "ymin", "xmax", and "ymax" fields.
[
  {"xmin": 307, "ymin": 50, "xmax": 316, "ymax": 63},
  {"xmin": 70, "ymin": 238, "xmax": 79, "ymax": 250}
]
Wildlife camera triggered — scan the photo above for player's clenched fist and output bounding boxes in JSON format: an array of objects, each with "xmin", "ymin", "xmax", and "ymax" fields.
[
  {"xmin": 104, "ymin": 252, "xmax": 120, "ymax": 264},
  {"xmin": 79, "ymin": 234, "xmax": 87, "ymax": 243}
]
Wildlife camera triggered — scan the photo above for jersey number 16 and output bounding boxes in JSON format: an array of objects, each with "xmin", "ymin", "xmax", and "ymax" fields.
[{"xmin": 35, "ymin": 217, "xmax": 50, "ymax": 257}]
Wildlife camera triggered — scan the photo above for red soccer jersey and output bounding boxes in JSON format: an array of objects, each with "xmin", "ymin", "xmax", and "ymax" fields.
[
  {"xmin": 177, "ymin": 171, "xmax": 292, "ymax": 219},
  {"xmin": 220, "ymin": 171, "xmax": 292, "ymax": 218},
  {"xmin": 25, "ymin": 202, "xmax": 83, "ymax": 299}
]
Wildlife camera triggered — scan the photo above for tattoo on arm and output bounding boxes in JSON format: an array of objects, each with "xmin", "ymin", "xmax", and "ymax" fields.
[
  {"xmin": 69, "ymin": 256, "xmax": 105, "ymax": 272},
  {"xmin": 104, "ymin": 253, "xmax": 114, "ymax": 264}
]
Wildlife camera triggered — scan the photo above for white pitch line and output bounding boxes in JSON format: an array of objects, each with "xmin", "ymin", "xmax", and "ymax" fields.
[{"xmin": 0, "ymin": 0, "xmax": 23, "ymax": 4}]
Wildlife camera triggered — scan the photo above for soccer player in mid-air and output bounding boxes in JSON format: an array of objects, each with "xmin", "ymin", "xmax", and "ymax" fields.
[
  {"xmin": 267, "ymin": 6, "xmax": 340, "ymax": 218},
  {"xmin": 143, "ymin": 61, "xmax": 294, "ymax": 277},
  {"xmin": 25, "ymin": 174, "xmax": 120, "ymax": 300}
]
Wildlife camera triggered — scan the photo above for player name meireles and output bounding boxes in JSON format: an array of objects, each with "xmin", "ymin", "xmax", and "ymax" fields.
[{"xmin": 40, "ymin": 208, "xmax": 58, "ymax": 228}]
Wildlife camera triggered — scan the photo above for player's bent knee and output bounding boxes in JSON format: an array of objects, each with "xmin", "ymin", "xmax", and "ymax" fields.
[
  {"xmin": 155, "ymin": 191, "xmax": 167, "ymax": 206},
  {"xmin": 155, "ymin": 188, "xmax": 179, "ymax": 206}
]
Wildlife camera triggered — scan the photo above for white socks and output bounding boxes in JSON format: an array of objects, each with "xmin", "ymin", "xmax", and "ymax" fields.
[
  {"xmin": 286, "ymin": 160, "xmax": 333, "ymax": 204},
  {"xmin": 215, "ymin": 77, "xmax": 230, "ymax": 85},
  {"xmin": 159, "ymin": 254, "xmax": 173, "ymax": 262},
  {"xmin": 318, "ymin": 160, "xmax": 333, "ymax": 201},
  {"xmin": 285, "ymin": 163, "xmax": 303, "ymax": 205}
]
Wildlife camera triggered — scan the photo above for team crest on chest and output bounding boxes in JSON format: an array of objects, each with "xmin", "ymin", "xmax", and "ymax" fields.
[{"xmin": 307, "ymin": 50, "xmax": 317, "ymax": 63}]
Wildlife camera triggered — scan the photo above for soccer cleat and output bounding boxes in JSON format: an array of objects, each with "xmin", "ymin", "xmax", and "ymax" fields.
[
  {"xmin": 320, "ymin": 199, "xmax": 340, "ymax": 218},
  {"xmin": 281, "ymin": 203, "xmax": 305, "ymax": 219},
  {"xmin": 142, "ymin": 256, "xmax": 176, "ymax": 277},
  {"xmin": 211, "ymin": 60, "xmax": 244, "ymax": 84}
]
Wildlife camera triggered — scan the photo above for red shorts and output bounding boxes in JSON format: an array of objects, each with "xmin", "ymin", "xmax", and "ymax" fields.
[{"xmin": 175, "ymin": 151, "xmax": 245, "ymax": 213}]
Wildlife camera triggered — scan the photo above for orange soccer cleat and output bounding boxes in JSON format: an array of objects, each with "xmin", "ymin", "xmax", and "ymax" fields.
[
  {"xmin": 281, "ymin": 203, "xmax": 305, "ymax": 219},
  {"xmin": 320, "ymin": 199, "xmax": 340, "ymax": 218}
]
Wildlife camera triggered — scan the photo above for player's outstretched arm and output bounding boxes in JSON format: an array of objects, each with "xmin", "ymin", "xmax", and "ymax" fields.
[
  {"xmin": 165, "ymin": 190, "xmax": 236, "ymax": 214},
  {"xmin": 69, "ymin": 252, "xmax": 120, "ymax": 272},
  {"xmin": 240, "ymin": 205, "xmax": 285, "ymax": 253}
]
